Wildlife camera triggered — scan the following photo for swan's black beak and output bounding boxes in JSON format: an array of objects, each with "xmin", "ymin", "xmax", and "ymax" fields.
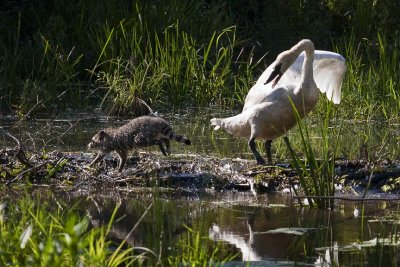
[{"xmin": 264, "ymin": 63, "xmax": 282, "ymax": 88}]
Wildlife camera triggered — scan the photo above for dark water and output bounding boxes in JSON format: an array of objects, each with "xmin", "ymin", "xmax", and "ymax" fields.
[
  {"xmin": 1, "ymin": 110, "xmax": 400, "ymax": 265},
  {"xmin": 57, "ymin": 189, "xmax": 399, "ymax": 266}
]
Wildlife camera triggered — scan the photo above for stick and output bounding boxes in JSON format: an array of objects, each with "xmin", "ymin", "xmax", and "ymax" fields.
[
  {"xmin": 1, "ymin": 128, "xmax": 32, "ymax": 167},
  {"xmin": 6, "ymin": 161, "xmax": 49, "ymax": 186},
  {"xmin": 293, "ymin": 195, "xmax": 400, "ymax": 202}
]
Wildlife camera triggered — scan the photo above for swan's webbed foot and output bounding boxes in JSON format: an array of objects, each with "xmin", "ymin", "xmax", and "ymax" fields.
[{"xmin": 249, "ymin": 137, "xmax": 266, "ymax": 165}]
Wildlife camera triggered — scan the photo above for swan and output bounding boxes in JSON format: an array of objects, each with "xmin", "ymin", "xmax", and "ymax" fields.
[{"xmin": 210, "ymin": 39, "xmax": 346, "ymax": 165}]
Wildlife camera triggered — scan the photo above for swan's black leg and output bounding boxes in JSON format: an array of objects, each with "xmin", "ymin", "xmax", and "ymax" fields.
[
  {"xmin": 265, "ymin": 140, "xmax": 273, "ymax": 164},
  {"xmin": 248, "ymin": 137, "xmax": 266, "ymax": 165}
]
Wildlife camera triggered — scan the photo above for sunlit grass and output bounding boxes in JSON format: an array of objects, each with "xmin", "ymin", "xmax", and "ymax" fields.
[
  {"xmin": 1, "ymin": 0, "xmax": 400, "ymax": 122},
  {"xmin": 283, "ymin": 101, "xmax": 341, "ymax": 208},
  {"xmin": 0, "ymin": 195, "xmax": 139, "ymax": 266},
  {"xmin": 0, "ymin": 194, "xmax": 238, "ymax": 266},
  {"xmin": 90, "ymin": 22, "xmax": 260, "ymax": 114},
  {"xmin": 337, "ymin": 31, "xmax": 400, "ymax": 121}
]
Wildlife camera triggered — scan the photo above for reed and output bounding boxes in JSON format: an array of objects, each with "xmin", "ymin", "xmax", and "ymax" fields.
[
  {"xmin": 1, "ymin": 0, "xmax": 399, "ymax": 120},
  {"xmin": 284, "ymin": 101, "xmax": 341, "ymax": 209},
  {"xmin": 338, "ymin": 31, "xmax": 400, "ymax": 121},
  {"xmin": 90, "ymin": 20, "xmax": 259, "ymax": 113}
]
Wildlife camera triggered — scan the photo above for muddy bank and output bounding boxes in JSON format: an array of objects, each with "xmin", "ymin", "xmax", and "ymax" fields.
[{"xmin": 1, "ymin": 144, "xmax": 400, "ymax": 196}]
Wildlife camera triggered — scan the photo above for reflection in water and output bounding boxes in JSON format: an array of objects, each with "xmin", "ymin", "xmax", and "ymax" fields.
[
  {"xmin": 2, "ymin": 186, "xmax": 400, "ymax": 266},
  {"xmin": 1, "ymin": 109, "xmax": 399, "ymax": 160},
  {"xmin": 2, "ymin": 110, "xmax": 400, "ymax": 266},
  {"xmin": 209, "ymin": 223, "xmax": 262, "ymax": 261},
  {"xmin": 314, "ymin": 242, "xmax": 339, "ymax": 266}
]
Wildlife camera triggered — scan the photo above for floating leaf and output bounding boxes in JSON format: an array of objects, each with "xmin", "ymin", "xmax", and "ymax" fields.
[{"xmin": 265, "ymin": 227, "xmax": 316, "ymax": 236}]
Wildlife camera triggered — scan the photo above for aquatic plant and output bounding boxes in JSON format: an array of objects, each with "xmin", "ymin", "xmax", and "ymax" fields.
[
  {"xmin": 168, "ymin": 225, "xmax": 237, "ymax": 267},
  {"xmin": 0, "ymin": 195, "xmax": 141, "ymax": 266},
  {"xmin": 284, "ymin": 101, "xmax": 341, "ymax": 208},
  {"xmin": 90, "ymin": 21, "xmax": 260, "ymax": 114}
]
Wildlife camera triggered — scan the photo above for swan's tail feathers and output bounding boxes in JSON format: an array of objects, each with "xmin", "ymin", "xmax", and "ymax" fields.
[
  {"xmin": 210, "ymin": 118, "xmax": 222, "ymax": 131},
  {"xmin": 314, "ymin": 56, "xmax": 346, "ymax": 105}
]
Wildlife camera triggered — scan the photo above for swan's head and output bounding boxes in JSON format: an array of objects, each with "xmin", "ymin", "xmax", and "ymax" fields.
[
  {"xmin": 265, "ymin": 39, "xmax": 314, "ymax": 88},
  {"xmin": 264, "ymin": 51, "xmax": 299, "ymax": 88}
]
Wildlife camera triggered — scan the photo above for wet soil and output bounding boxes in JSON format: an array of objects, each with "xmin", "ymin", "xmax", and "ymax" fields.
[{"xmin": 1, "ymin": 145, "xmax": 400, "ymax": 197}]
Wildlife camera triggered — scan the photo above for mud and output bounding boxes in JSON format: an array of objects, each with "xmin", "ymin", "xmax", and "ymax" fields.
[{"xmin": 1, "ymin": 144, "xmax": 400, "ymax": 196}]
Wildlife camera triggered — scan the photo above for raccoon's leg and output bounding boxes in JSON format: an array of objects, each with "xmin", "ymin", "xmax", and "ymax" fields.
[
  {"xmin": 157, "ymin": 140, "xmax": 168, "ymax": 156},
  {"xmin": 163, "ymin": 138, "xmax": 171, "ymax": 156},
  {"xmin": 89, "ymin": 152, "xmax": 106, "ymax": 167},
  {"xmin": 116, "ymin": 150, "xmax": 128, "ymax": 172}
]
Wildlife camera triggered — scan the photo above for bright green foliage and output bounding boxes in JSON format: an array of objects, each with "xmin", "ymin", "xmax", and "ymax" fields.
[
  {"xmin": 168, "ymin": 225, "xmax": 237, "ymax": 267},
  {"xmin": 0, "ymin": 196, "xmax": 136, "ymax": 266}
]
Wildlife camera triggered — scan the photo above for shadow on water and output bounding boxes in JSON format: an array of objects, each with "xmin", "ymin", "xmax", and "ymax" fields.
[{"xmin": 1, "ymin": 108, "xmax": 400, "ymax": 265}]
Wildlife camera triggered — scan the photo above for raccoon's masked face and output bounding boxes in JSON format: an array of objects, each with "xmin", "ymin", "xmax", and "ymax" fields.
[{"xmin": 87, "ymin": 130, "xmax": 108, "ymax": 149}]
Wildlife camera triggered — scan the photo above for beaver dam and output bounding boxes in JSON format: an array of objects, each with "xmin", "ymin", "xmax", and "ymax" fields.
[{"xmin": 1, "ymin": 110, "xmax": 400, "ymax": 266}]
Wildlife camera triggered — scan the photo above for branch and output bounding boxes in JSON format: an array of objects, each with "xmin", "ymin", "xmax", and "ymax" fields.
[
  {"xmin": 5, "ymin": 161, "xmax": 49, "ymax": 186},
  {"xmin": 293, "ymin": 195, "xmax": 400, "ymax": 202}
]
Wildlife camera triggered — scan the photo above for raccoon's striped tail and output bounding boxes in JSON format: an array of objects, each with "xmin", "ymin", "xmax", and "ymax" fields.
[
  {"xmin": 171, "ymin": 133, "xmax": 191, "ymax": 145},
  {"xmin": 162, "ymin": 125, "xmax": 191, "ymax": 145}
]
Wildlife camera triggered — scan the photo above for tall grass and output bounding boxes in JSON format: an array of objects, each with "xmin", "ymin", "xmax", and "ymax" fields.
[
  {"xmin": 0, "ymin": 0, "xmax": 399, "ymax": 122},
  {"xmin": 338, "ymin": 31, "xmax": 400, "ymax": 121},
  {"xmin": 284, "ymin": 101, "xmax": 341, "ymax": 208},
  {"xmin": 90, "ymin": 20, "xmax": 260, "ymax": 114},
  {"xmin": 0, "ymin": 194, "xmax": 237, "ymax": 266}
]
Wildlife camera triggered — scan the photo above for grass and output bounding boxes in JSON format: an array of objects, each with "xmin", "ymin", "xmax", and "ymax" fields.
[
  {"xmin": 0, "ymin": 195, "xmax": 138, "ymax": 266},
  {"xmin": 168, "ymin": 225, "xmax": 237, "ymax": 267},
  {"xmin": 90, "ymin": 22, "xmax": 260, "ymax": 115},
  {"xmin": 0, "ymin": 193, "xmax": 238, "ymax": 266},
  {"xmin": 0, "ymin": 0, "xmax": 399, "ymax": 121},
  {"xmin": 338, "ymin": 31, "xmax": 400, "ymax": 121},
  {"xmin": 283, "ymin": 101, "xmax": 341, "ymax": 208}
]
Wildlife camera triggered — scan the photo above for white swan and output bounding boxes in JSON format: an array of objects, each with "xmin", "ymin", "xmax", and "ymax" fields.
[{"xmin": 210, "ymin": 39, "xmax": 346, "ymax": 165}]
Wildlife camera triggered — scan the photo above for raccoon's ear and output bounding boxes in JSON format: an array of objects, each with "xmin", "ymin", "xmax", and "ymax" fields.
[{"xmin": 98, "ymin": 130, "xmax": 106, "ymax": 140}]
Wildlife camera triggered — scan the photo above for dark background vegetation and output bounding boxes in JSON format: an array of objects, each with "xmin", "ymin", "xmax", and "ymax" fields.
[{"xmin": 0, "ymin": 0, "xmax": 399, "ymax": 117}]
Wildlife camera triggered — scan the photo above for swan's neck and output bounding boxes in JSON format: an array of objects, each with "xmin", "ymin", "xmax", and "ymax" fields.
[
  {"xmin": 299, "ymin": 44, "xmax": 315, "ymax": 87},
  {"xmin": 292, "ymin": 40, "xmax": 318, "ymax": 114}
]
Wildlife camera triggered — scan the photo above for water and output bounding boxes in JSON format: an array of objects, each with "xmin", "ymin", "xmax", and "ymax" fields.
[
  {"xmin": 55, "ymin": 189, "xmax": 399, "ymax": 266},
  {"xmin": 1, "ymin": 108, "xmax": 398, "ymax": 160},
  {"xmin": 1, "ymin": 109, "xmax": 400, "ymax": 265}
]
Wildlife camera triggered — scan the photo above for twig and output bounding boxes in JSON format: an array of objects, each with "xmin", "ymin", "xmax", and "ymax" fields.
[
  {"xmin": 293, "ymin": 195, "xmax": 400, "ymax": 202},
  {"xmin": 6, "ymin": 161, "xmax": 50, "ymax": 186},
  {"xmin": 44, "ymin": 119, "xmax": 80, "ymax": 147},
  {"xmin": 1, "ymin": 127, "xmax": 32, "ymax": 167},
  {"xmin": 123, "ymin": 202, "xmax": 153, "ymax": 242},
  {"xmin": 14, "ymin": 98, "xmax": 44, "ymax": 123}
]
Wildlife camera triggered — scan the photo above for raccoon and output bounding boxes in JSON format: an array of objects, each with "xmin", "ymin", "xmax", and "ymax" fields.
[{"xmin": 87, "ymin": 115, "xmax": 191, "ymax": 172}]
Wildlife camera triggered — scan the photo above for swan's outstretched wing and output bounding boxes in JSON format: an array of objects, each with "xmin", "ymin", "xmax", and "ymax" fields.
[
  {"xmin": 313, "ymin": 55, "xmax": 346, "ymax": 104},
  {"xmin": 244, "ymin": 50, "xmax": 346, "ymax": 111},
  {"xmin": 277, "ymin": 50, "xmax": 346, "ymax": 104}
]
